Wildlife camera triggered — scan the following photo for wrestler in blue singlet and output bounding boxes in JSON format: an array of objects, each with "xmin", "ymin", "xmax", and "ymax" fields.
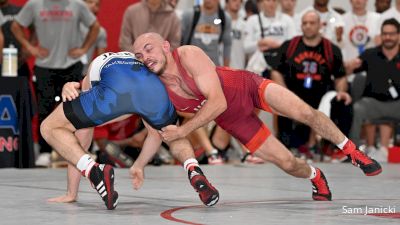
[{"xmin": 63, "ymin": 52, "xmax": 177, "ymax": 130}]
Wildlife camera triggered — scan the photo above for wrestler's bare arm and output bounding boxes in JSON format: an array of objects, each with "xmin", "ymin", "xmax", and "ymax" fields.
[
  {"xmin": 178, "ymin": 46, "xmax": 227, "ymax": 136},
  {"xmin": 132, "ymin": 120, "xmax": 162, "ymax": 169},
  {"xmin": 129, "ymin": 120, "xmax": 163, "ymax": 189}
]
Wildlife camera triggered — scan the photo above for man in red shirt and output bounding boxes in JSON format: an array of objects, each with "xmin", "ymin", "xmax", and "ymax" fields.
[{"xmin": 132, "ymin": 31, "xmax": 382, "ymax": 201}]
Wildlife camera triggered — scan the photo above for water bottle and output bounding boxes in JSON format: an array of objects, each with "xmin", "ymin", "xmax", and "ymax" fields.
[{"xmin": 2, "ymin": 44, "xmax": 18, "ymax": 77}]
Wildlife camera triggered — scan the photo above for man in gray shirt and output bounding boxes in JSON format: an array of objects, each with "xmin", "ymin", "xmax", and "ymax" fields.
[
  {"xmin": 11, "ymin": 0, "xmax": 100, "ymax": 167},
  {"xmin": 181, "ymin": 0, "xmax": 232, "ymax": 66},
  {"xmin": 81, "ymin": 0, "xmax": 107, "ymax": 74}
]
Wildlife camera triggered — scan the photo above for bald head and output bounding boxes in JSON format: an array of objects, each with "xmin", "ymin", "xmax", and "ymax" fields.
[
  {"xmin": 302, "ymin": 10, "xmax": 320, "ymax": 24},
  {"xmin": 135, "ymin": 32, "xmax": 165, "ymax": 46},
  {"xmin": 301, "ymin": 10, "xmax": 321, "ymax": 40},
  {"xmin": 133, "ymin": 32, "xmax": 170, "ymax": 74}
]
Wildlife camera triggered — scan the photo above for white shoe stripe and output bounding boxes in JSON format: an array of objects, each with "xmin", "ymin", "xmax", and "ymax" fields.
[
  {"xmin": 98, "ymin": 186, "xmax": 106, "ymax": 194},
  {"xmin": 207, "ymin": 197, "xmax": 219, "ymax": 206},
  {"xmin": 96, "ymin": 181, "xmax": 104, "ymax": 190},
  {"xmin": 101, "ymin": 190, "xmax": 107, "ymax": 198}
]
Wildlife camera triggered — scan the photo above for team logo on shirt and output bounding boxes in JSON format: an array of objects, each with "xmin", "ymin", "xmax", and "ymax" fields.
[
  {"xmin": 194, "ymin": 24, "xmax": 220, "ymax": 45},
  {"xmin": 232, "ymin": 29, "xmax": 242, "ymax": 40},
  {"xmin": 294, "ymin": 52, "xmax": 326, "ymax": 81},
  {"xmin": 39, "ymin": 5, "xmax": 73, "ymax": 21},
  {"xmin": 349, "ymin": 25, "xmax": 370, "ymax": 47},
  {"xmin": 262, "ymin": 26, "xmax": 284, "ymax": 37}
]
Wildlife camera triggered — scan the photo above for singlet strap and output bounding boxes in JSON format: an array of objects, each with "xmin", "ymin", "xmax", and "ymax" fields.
[{"xmin": 172, "ymin": 49, "xmax": 204, "ymax": 98}]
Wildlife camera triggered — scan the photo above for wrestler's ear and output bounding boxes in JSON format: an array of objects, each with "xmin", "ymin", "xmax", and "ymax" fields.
[{"xmin": 162, "ymin": 40, "xmax": 171, "ymax": 52}]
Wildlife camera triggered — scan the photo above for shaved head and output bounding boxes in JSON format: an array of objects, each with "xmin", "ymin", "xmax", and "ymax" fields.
[
  {"xmin": 134, "ymin": 32, "xmax": 165, "ymax": 48},
  {"xmin": 133, "ymin": 32, "xmax": 170, "ymax": 74},
  {"xmin": 301, "ymin": 10, "xmax": 321, "ymax": 40},
  {"xmin": 302, "ymin": 10, "xmax": 320, "ymax": 24}
]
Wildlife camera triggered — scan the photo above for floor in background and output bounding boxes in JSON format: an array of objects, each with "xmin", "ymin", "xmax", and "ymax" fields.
[{"xmin": 1, "ymin": 163, "xmax": 399, "ymax": 225}]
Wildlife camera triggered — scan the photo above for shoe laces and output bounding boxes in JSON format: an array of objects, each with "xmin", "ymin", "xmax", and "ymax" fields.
[{"xmin": 349, "ymin": 150, "xmax": 372, "ymax": 166}]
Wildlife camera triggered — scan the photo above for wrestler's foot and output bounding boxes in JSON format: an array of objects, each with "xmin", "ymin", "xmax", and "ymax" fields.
[
  {"xmin": 188, "ymin": 166, "xmax": 219, "ymax": 206},
  {"xmin": 311, "ymin": 168, "xmax": 332, "ymax": 201},
  {"xmin": 342, "ymin": 140, "xmax": 382, "ymax": 176},
  {"xmin": 88, "ymin": 164, "xmax": 119, "ymax": 210}
]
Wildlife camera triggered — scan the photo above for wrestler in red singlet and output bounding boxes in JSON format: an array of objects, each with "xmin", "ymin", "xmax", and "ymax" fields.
[{"xmin": 166, "ymin": 49, "xmax": 274, "ymax": 153}]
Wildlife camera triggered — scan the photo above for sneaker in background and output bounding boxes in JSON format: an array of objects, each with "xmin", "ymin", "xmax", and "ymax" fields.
[
  {"xmin": 207, "ymin": 149, "xmax": 224, "ymax": 165},
  {"xmin": 35, "ymin": 152, "xmax": 51, "ymax": 167},
  {"xmin": 104, "ymin": 142, "xmax": 134, "ymax": 168}
]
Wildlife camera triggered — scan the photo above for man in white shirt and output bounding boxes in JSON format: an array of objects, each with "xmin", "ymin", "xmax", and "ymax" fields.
[
  {"xmin": 378, "ymin": 0, "xmax": 400, "ymax": 28},
  {"xmin": 280, "ymin": 0, "xmax": 298, "ymax": 19},
  {"xmin": 226, "ymin": 0, "xmax": 246, "ymax": 69},
  {"xmin": 342, "ymin": 0, "xmax": 381, "ymax": 61},
  {"xmin": 243, "ymin": 0, "xmax": 296, "ymax": 55},
  {"xmin": 375, "ymin": 0, "xmax": 391, "ymax": 13}
]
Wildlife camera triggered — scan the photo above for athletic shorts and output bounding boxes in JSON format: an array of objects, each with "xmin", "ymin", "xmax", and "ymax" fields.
[{"xmin": 215, "ymin": 68, "xmax": 274, "ymax": 153}]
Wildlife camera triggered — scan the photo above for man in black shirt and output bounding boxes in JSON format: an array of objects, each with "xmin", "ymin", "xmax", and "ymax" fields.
[
  {"xmin": 270, "ymin": 10, "xmax": 351, "ymax": 155},
  {"xmin": 346, "ymin": 18, "xmax": 400, "ymax": 161}
]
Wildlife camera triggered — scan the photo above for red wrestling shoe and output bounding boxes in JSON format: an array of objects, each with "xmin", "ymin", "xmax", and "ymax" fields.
[
  {"xmin": 311, "ymin": 168, "xmax": 332, "ymax": 201},
  {"xmin": 188, "ymin": 166, "xmax": 219, "ymax": 206},
  {"xmin": 87, "ymin": 164, "xmax": 119, "ymax": 210},
  {"xmin": 342, "ymin": 140, "xmax": 382, "ymax": 176}
]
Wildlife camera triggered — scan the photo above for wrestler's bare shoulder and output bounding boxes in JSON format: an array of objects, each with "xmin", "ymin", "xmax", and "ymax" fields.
[{"xmin": 176, "ymin": 45, "xmax": 204, "ymax": 57}]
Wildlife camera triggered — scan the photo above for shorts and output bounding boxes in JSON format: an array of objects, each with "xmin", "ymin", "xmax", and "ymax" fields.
[{"xmin": 215, "ymin": 68, "xmax": 274, "ymax": 153}]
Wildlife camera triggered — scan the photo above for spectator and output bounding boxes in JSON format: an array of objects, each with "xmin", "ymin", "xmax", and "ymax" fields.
[
  {"xmin": 375, "ymin": 0, "xmax": 392, "ymax": 13},
  {"xmin": 244, "ymin": 0, "xmax": 296, "ymax": 56},
  {"xmin": 244, "ymin": 0, "xmax": 259, "ymax": 20},
  {"xmin": 342, "ymin": 0, "xmax": 380, "ymax": 61},
  {"xmin": 119, "ymin": 0, "xmax": 181, "ymax": 51},
  {"xmin": 280, "ymin": 0, "xmax": 298, "ymax": 18},
  {"xmin": 378, "ymin": 0, "xmax": 400, "ymax": 28},
  {"xmin": 168, "ymin": 0, "xmax": 183, "ymax": 19},
  {"xmin": 181, "ymin": 0, "xmax": 232, "ymax": 66},
  {"xmin": 226, "ymin": 0, "xmax": 246, "ymax": 69},
  {"xmin": 270, "ymin": 10, "xmax": 351, "ymax": 159},
  {"xmin": 11, "ymin": 0, "xmax": 100, "ymax": 167},
  {"xmin": 298, "ymin": 0, "xmax": 345, "ymax": 44},
  {"xmin": 346, "ymin": 18, "xmax": 400, "ymax": 162},
  {"xmin": 81, "ymin": 0, "xmax": 107, "ymax": 73}
]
